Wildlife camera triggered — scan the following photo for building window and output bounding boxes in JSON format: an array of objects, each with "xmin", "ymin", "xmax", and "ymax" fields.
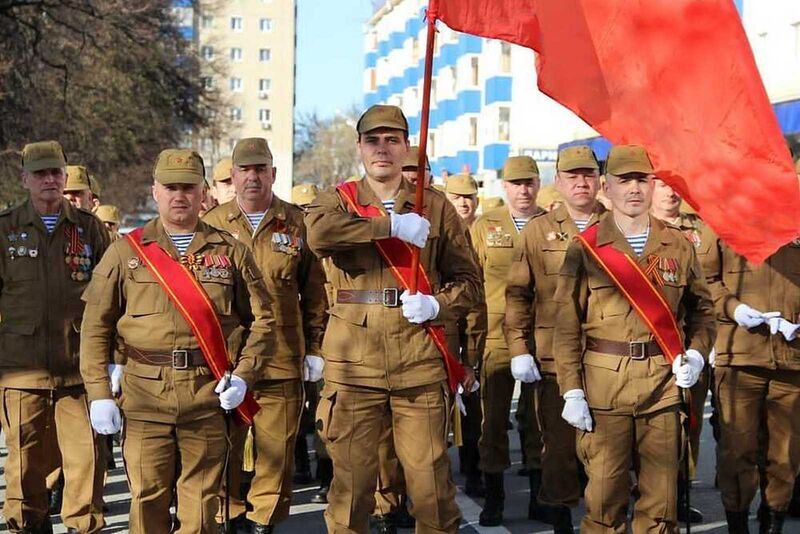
[
  {"xmin": 471, "ymin": 57, "xmax": 479, "ymax": 86},
  {"xmin": 230, "ymin": 77, "xmax": 243, "ymax": 92},
  {"xmin": 412, "ymin": 37, "xmax": 420, "ymax": 62},
  {"xmin": 259, "ymin": 18, "xmax": 273, "ymax": 32},
  {"xmin": 201, "ymin": 46, "xmax": 214, "ymax": 60},
  {"xmin": 449, "ymin": 66, "xmax": 457, "ymax": 94},
  {"xmin": 469, "ymin": 117, "xmax": 478, "ymax": 146},
  {"xmin": 259, "ymin": 78, "xmax": 272, "ymax": 93},
  {"xmin": 499, "ymin": 107, "xmax": 510, "ymax": 141},
  {"xmin": 201, "ymin": 15, "xmax": 213, "ymax": 29},
  {"xmin": 369, "ymin": 69, "xmax": 377, "ymax": 91},
  {"xmin": 431, "ymin": 79, "xmax": 437, "ymax": 102},
  {"xmin": 259, "ymin": 109, "xmax": 271, "ymax": 122},
  {"xmin": 794, "ymin": 22, "xmax": 800, "ymax": 59},
  {"xmin": 259, "ymin": 48, "xmax": 271, "ymax": 62},
  {"xmin": 369, "ymin": 31, "xmax": 378, "ymax": 50},
  {"xmin": 231, "ymin": 17, "xmax": 243, "ymax": 31},
  {"xmin": 501, "ymin": 42, "xmax": 512, "ymax": 73},
  {"xmin": 203, "ymin": 76, "xmax": 214, "ymax": 90},
  {"xmin": 230, "ymin": 107, "xmax": 242, "ymax": 122},
  {"xmin": 428, "ymin": 132, "xmax": 436, "ymax": 158},
  {"xmin": 230, "ymin": 48, "xmax": 243, "ymax": 62}
]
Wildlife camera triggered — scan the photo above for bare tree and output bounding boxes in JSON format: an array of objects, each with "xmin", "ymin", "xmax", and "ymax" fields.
[{"xmin": 294, "ymin": 108, "xmax": 362, "ymax": 188}]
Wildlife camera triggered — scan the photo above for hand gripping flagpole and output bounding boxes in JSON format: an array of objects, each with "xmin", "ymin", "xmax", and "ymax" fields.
[{"xmin": 409, "ymin": 0, "xmax": 439, "ymax": 294}]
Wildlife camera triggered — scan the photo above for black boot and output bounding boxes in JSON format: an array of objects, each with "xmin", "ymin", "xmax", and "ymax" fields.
[
  {"xmin": 726, "ymin": 510, "xmax": 750, "ymax": 534},
  {"xmin": 253, "ymin": 523, "xmax": 275, "ymax": 534},
  {"xmin": 461, "ymin": 441, "xmax": 485, "ymax": 497},
  {"xmin": 789, "ymin": 477, "xmax": 800, "ymax": 517},
  {"xmin": 311, "ymin": 457, "xmax": 333, "ymax": 504},
  {"xmin": 760, "ymin": 508, "xmax": 786, "ymax": 534},
  {"xmin": 465, "ymin": 471, "xmax": 486, "ymax": 498},
  {"xmin": 372, "ymin": 513, "xmax": 397, "ymax": 534},
  {"xmin": 479, "ymin": 472, "xmax": 504, "ymax": 526},
  {"xmin": 293, "ymin": 436, "xmax": 313, "ymax": 484},
  {"xmin": 394, "ymin": 495, "xmax": 415, "ymax": 529},
  {"xmin": 517, "ymin": 429, "xmax": 529, "ymax": 476},
  {"xmin": 528, "ymin": 469, "xmax": 547, "ymax": 522},
  {"xmin": 677, "ymin": 474, "xmax": 703, "ymax": 524},
  {"xmin": 550, "ymin": 506, "xmax": 574, "ymax": 533}
]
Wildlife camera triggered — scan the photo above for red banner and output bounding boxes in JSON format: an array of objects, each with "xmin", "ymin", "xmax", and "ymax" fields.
[
  {"xmin": 336, "ymin": 182, "xmax": 465, "ymax": 393},
  {"xmin": 125, "ymin": 228, "xmax": 260, "ymax": 425}
]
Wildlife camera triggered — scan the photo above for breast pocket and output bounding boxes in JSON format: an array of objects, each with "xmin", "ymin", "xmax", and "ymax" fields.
[
  {"xmin": 587, "ymin": 279, "xmax": 629, "ymax": 320},
  {"xmin": 125, "ymin": 268, "xmax": 169, "ymax": 317},
  {"xmin": 200, "ymin": 277, "xmax": 234, "ymax": 316}
]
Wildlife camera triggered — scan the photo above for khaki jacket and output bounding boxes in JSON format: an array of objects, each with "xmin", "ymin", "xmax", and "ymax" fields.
[
  {"xmin": 0, "ymin": 198, "xmax": 110, "ymax": 388},
  {"xmin": 553, "ymin": 214, "xmax": 716, "ymax": 415},
  {"xmin": 203, "ymin": 196, "xmax": 327, "ymax": 380},
  {"xmin": 305, "ymin": 178, "xmax": 482, "ymax": 390},
  {"xmin": 505, "ymin": 204, "xmax": 605, "ymax": 374},
  {"xmin": 79, "ymin": 218, "xmax": 275, "ymax": 418},
  {"xmin": 704, "ymin": 236, "xmax": 800, "ymax": 370},
  {"xmin": 470, "ymin": 205, "xmax": 545, "ymax": 354}
]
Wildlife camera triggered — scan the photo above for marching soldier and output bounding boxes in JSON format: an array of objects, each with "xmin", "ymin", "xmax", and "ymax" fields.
[
  {"xmin": 505, "ymin": 146, "xmax": 606, "ymax": 532},
  {"xmin": 306, "ymin": 104, "xmax": 482, "ymax": 534},
  {"xmin": 470, "ymin": 155, "xmax": 545, "ymax": 526},
  {"xmin": 650, "ymin": 177, "xmax": 713, "ymax": 523},
  {"xmin": 63, "ymin": 164, "xmax": 96, "ymax": 211},
  {"xmin": 80, "ymin": 148, "xmax": 275, "ymax": 534},
  {"xmin": 553, "ymin": 145, "xmax": 716, "ymax": 533},
  {"xmin": 444, "ymin": 174, "xmax": 480, "ymax": 227},
  {"xmin": 203, "ymin": 138, "xmax": 328, "ymax": 533},
  {"xmin": 292, "ymin": 183, "xmax": 319, "ymax": 209},
  {"xmin": 213, "ymin": 157, "xmax": 237, "ymax": 205},
  {"xmin": 0, "ymin": 141, "xmax": 108, "ymax": 533},
  {"xmin": 95, "ymin": 205, "xmax": 122, "ymax": 242},
  {"xmin": 704, "ymin": 165, "xmax": 800, "ymax": 533}
]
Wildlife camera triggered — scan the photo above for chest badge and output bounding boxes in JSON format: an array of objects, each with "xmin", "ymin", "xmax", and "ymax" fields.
[{"xmin": 128, "ymin": 257, "xmax": 141, "ymax": 270}]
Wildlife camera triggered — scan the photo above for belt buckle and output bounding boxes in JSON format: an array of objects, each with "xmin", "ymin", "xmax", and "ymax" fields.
[
  {"xmin": 629, "ymin": 342, "xmax": 647, "ymax": 360},
  {"xmin": 172, "ymin": 350, "xmax": 189, "ymax": 370},
  {"xmin": 382, "ymin": 288, "xmax": 399, "ymax": 307}
]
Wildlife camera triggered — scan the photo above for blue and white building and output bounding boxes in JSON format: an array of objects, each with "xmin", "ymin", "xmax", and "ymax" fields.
[{"xmin": 364, "ymin": 0, "xmax": 800, "ymax": 197}]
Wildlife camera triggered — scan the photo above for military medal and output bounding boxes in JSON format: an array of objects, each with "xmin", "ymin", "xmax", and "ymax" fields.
[
  {"xmin": 20, "ymin": 232, "xmax": 27, "ymax": 240},
  {"xmin": 128, "ymin": 257, "xmax": 141, "ymax": 270},
  {"xmin": 29, "ymin": 249, "xmax": 38, "ymax": 258},
  {"xmin": 17, "ymin": 246, "xmax": 26, "ymax": 256},
  {"xmin": 683, "ymin": 229, "xmax": 702, "ymax": 248},
  {"xmin": 64, "ymin": 223, "xmax": 90, "ymax": 282},
  {"xmin": 7, "ymin": 231, "xmax": 17, "ymax": 242},
  {"xmin": 7, "ymin": 246, "xmax": 16, "ymax": 260}
]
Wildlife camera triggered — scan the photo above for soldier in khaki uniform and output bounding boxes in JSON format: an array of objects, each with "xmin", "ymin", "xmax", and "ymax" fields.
[
  {"xmin": 553, "ymin": 145, "xmax": 716, "ymax": 533},
  {"xmin": 80, "ymin": 148, "xmax": 275, "ymax": 534},
  {"xmin": 0, "ymin": 141, "xmax": 108, "ymax": 533},
  {"xmin": 204, "ymin": 138, "xmax": 328, "ymax": 533},
  {"xmin": 213, "ymin": 157, "xmax": 237, "ymax": 205},
  {"xmin": 63, "ymin": 164, "xmax": 96, "ymax": 211},
  {"xmin": 292, "ymin": 183, "xmax": 319, "ymax": 208},
  {"xmin": 445, "ymin": 174, "xmax": 480, "ymax": 227},
  {"xmin": 95, "ymin": 205, "xmax": 122, "ymax": 242},
  {"xmin": 703, "ymin": 197, "xmax": 800, "ymax": 533},
  {"xmin": 470, "ymin": 155, "xmax": 545, "ymax": 526},
  {"xmin": 306, "ymin": 105, "xmax": 482, "ymax": 534},
  {"xmin": 505, "ymin": 146, "xmax": 606, "ymax": 532}
]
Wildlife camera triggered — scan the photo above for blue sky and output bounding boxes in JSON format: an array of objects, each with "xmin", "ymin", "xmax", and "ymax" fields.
[{"xmin": 295, "ymin": 0, "xmax": 375, "ymax": 118}]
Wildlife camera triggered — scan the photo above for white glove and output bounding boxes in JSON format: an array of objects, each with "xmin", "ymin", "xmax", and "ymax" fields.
[
  {"xmin": 733, "ymin": 304, "xmax": 781, "ymax": 329},
  {"xmin": 708, "ymin": 348, "xmax": 716, "ymax": 368},
  {"xmin": 400, "ymin": 290, "xmax": 440, "ymax": 323},
  {"xmin": 390, "ymin": 212, "xmax": 430, "ymax": 248},
  {"xmin": 671, "ymin": 349, "xmax": 705, "ymax": 389},
  {"xmin": 107, "ymin": 364, "xmax": 124, "ymax": 396},
  {"xmin": 455, "ymin": 381, "xmax": 480, "ymax": 416},
  {"xmin": 214, "ymin": 374, "xmax": 247, "ymax": 410},
  {"xmin": 768, "ymin": 317, "xmax": 800, "ymax": 341},
  {"xmin": 90, "ymin": 399, "xmax": 122, "ymax": 435},
  {"xmin": 303, "ymin": 355, "xmax": 325, "ymax": 382},
  {"xmin": 509, "ymin": 354, "xmax": 542, "ymax": 383},
  {"xmin": 561, "ymin": 389, "xmax": 593, "ymax": 432}
]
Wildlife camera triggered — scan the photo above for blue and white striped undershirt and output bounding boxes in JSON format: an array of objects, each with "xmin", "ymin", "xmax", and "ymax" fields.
[
  {"xmin": 40, "ymin": 215, "xmax": 59, "ymax": 234},
  {"xmin": 382, "ymin": 199, "xmax": 395, "ymax": 213},
  {"xmin": 574, "ymin": 219, "xmax": 589, "ymax": 233},
  {"xmin": 245, "ymin": 212, "xmax": 266, "ymax": 234},
  {"xmin": 168, "ymin": 233, "xmax": 194, "ymax": 256},
  {"xmin": 512, "ymin": 217, "xmax": 529, "ymax": 233},
  {"xmin": 626, "ymin": 229, "xmax": 650, "ymax": 257}
]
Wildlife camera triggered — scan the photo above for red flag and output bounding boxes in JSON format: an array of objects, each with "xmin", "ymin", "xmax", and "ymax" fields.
[{"xmin": 435, "ymin": 0, "xmax": 800, "ymax": 263}]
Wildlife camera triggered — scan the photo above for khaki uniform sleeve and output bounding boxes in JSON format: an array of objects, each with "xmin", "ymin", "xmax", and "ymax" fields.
[
  {"xmin": 681, "ymin": 245, "xmax": 717, "ymax": 358},
  {"xmin": 553, "ymin": 242, "xmax": 588, "ymax": 394},
  {"xmin": 463, "ymin": 299, "xmax": 487, "ymax": 368},
  {"xmin": 305, "ymin": 189, "xmax": 392, "ymax": 258},
  {"xmin": 80, "ymin": 244, "xmax": 124, "ymax": 402},
  {"xmin": 504, "ymin": 231, "xmax": 535, "ymax": 357},
  {"xmin": 701, "ymin": 230, "xmax": 742, "ymax": 321},
  {"xmin": 298, "ymin": 233, "xmax": 328, "ymax": 356},
  {"xmin": 433, "ymin": 201, "xmax": 483, "ymax": 321},
  {"xmin": 469, "ymin": 219, "xmax": 487, "ymax": 270},
  {"xmin": 232, "ymin": 246, "xmax": 276, "ymax": 386}
]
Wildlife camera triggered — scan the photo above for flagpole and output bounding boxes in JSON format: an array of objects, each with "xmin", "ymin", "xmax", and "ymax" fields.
[{"xmin": 409, "ymin": 0, "xmax": 438, "ymax": 294}]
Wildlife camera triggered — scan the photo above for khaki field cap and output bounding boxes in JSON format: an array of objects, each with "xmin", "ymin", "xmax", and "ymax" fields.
[
  {"xmin": 213, "ymin": 157, "xmax": 233, "ymax": 182},
  {"xmin": 233, "ymin": 138, "xmax": 273, "ymax": 167},
  {"xmin": 89, "ymin": 176, "xmax": 101, "ymax": 196},
  {"xmin": 292, "ymin": 183, "xmax": 319, "ymax": 206},
  {"xmin": 606, "ymin": 145, "xmax": 654, "ymax": 175},
  {"xmin": 357, "ymin": 105, "xmax": 409, "ymax": 134},
  {"xmin": 502, "ymin": 156, "xmax": 540, "ymax": 181},
  {"xmin": 95, "ymin": 205, "xmax": 121, "ymax": 225},
  {"xmin": 483, "ymin": 196, "xmax": 505, "ymax": 210},
  {"xmin": 446, "ymin": 174, "xmax": 478, "ymax": 195},
  {"xmin": 153, "ymin": 148, "xmax": 205, "ymax": 185},
  {"xmin": 536, "ymin": 184, "xmax": 564, "ymax": 209},
  {"xmin": 403, "ymin": 146, "xmax": 430, "ymax": 170},
  {"xmin": 557, "ymin": 145, "xmax": 599, "ymax": 172},
  {"xmin": 22, "ymin": 140, "xmax": 67, "ymax": 172},
  {"xmin": 64, "ymin": 165, "xmax": 91, "ymax": 191}
]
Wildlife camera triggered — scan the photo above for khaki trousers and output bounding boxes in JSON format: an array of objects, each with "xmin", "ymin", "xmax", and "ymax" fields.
[
  {"xmin": 1, "ymin": 386, "xmax": 105, "ymax": 533},
  {"xmin": 578, "ymin": 408, "xmax": 681, "ymax": 534},
  {"xmin": 318, "ymin": 382, "xmax": 460, "ymax": 534},
  {"xmin": 537, "ymin": 375, "xmax": 581, "ymax": 507},
  {"xmin": 374, "ymin": 410, "xmax": 405, "ymax": 515},
  {"xmin": 715, "ymin": 366, "xmax": 800, "ymax": 512}
]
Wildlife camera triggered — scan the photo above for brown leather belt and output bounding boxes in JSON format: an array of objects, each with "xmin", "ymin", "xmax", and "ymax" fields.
[
  {"xmin": 125, "ymin": 346, "xmax": 207, "ymax": 369},
  {"xmin": 586, "ymin": 337, "xmax": 662, "ymax": 360},
  {"xmin": 336, "ymin": 288, "xmax": 400, "ymax": 307}
]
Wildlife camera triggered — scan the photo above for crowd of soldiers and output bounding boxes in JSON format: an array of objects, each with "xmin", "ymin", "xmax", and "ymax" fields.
[{"xmin": 0, "ymin": 103, "xmax": 798, "ymax": 534}]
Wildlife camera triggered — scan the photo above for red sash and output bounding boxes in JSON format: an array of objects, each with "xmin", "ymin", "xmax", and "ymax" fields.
[
  {"xmin": 336, "ymin": 182, "xmax": 465, "ymax": 394},
  {"xmin": 576, "ymin": 224, "xmax": 684, "ymax": 362},
  {"xmin": 125, "ymin": 227, "xmax": 260, "ymax": 425}
]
